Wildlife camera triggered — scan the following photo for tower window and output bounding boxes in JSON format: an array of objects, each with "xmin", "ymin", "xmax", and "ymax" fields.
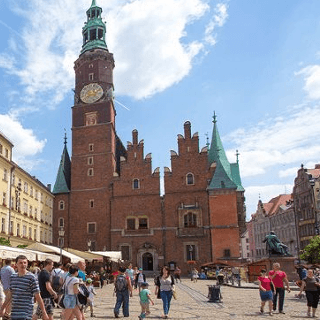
[
  {"xmin": 186, "ymin": 173, "xmax": 194, "ymax": 185},
  {"xmin": 88, "ymin": 222, "xmax": 96, "ymax": 234},
  {"xmin": 90, "ymin": 29, "xmax": 96, "ymax": 41},
  {"xmin": 98, "ymin": 28, "xmax": 103, "ymax": 40},
  {"xmin": 132, "ymin": 179, "xmax": 140, "ymax": 189},
  {"xmin": 84, "ymin": 32, "xmax": 88, "ymax": 44},
  {"xmin": 89, "ymin": 200, "xmax": 94, "ymax": 208},
  {"xmin": 59, "ymin": 200, "xmax": 65, "ymax": 210},
  {"xmin": 89, "ymin": 64, "xmax": 93, "ymax": 69},
  {"xmin": 184, "ymin": 212, "xmax": 197, "ymax": 228},
  {"xmin": 89, "ymin": 73, "xmax": 94, "ymax": 81},
  {"xmin": 89, "ymin": 144, "xmax": 94, "ymax": 152},
  {"xmin": 59, "ymin": 218, "xmax": 64, "ymax": 227},
  {"xmin": 127, "ymin": 218, "xmax": 135, "ymax": 230},
  {"xmin": 88, "ymin": 157, "xmax": 93, "ymax": 165},
  {"xmin": 138, "ymin": 218, "xmax": 148, "ymax": 229},
  {"xmin": 88, "ymin": 168, "xmax": 94, "ymax": 176}
]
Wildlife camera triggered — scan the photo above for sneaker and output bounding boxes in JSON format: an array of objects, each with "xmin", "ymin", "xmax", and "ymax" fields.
[
  {"xmin": 114, "ymin": 313, "xmax": 119, "ymax": 318},
  {"xmin": 279, "ymin": 311, "xmax": 285, "ymax": 314},
  {"xmin": 269, "ymin": 312, "xmax": 273, "ymax": 316},
  {"xmin": 260, "ymin": 307, "xmax": 264, "ymax": 314}
]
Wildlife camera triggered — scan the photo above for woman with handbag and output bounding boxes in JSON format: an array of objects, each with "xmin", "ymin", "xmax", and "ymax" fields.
[
  {"xmin": 155, "ymin": 266, "xmax": 175, "ymax": 319},
  {"xmin": 298, "ymin": 269, "xmax": 320, "ymax": 318},
  {"xmin": 62, "ymin": 265, "xmax": 82, "ymax": 320}
]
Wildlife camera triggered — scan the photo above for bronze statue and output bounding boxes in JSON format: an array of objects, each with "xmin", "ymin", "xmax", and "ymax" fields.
[{"xmin": 263, "ymin": 231, "xmax": 289, "ymax": 256}]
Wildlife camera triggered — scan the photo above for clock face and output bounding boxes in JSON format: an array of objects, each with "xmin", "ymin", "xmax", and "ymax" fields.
[{"xmin": 80, "ymin": 83, "xmax": 103, "ymax": 103}]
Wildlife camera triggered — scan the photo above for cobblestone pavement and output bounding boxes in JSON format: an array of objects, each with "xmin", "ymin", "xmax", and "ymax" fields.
[{"xmin": 52, "ymin": 279, "xmax": 312, "ymax": 320}]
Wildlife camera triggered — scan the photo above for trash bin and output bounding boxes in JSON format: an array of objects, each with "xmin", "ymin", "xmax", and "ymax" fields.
[{"xmin": 207, "ymin": 285, "xmax": 222, "ymax": 302}]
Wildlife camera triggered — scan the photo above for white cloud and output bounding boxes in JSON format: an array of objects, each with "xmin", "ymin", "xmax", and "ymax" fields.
[
  {"xmin": 278, "ymin": 167, "xmax": 299, "ymax": 178},
  {"xmin": 225, "ymin": 105, "xmax": 320, "ymax": 178},
  {"xmin": 204, "ymin": 2, "xmax": 228, "ymax": 46},
  {"xmin": 0, "ymin": 0, "xmax": 223, "ymax": 106},
  {"xmin": 297, "ymin": 64, "xmax": 320, "ymax": 100},
  {"xmin": 245, "ymin": 184, "xmax": 293, "ymax": 217},
  {"xmin": 0, "ymin": 113, "xmax": 46, "ymax": 170}
]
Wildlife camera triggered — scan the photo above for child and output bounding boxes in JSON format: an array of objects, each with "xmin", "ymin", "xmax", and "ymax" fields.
[
  {"xmin": 135, "ymin": 268, "xmax": 146, "ymax": 292},
  {"xmin": 139, "ymin": 282, "xmax": 154, "ymax": 319},
  {"xmin": 257, "ymin": 269, "xmax": 275, "ymax": 316},
  {"xmin": 85, "ymin": 278, "xmax": 96, "ymax": 317}
]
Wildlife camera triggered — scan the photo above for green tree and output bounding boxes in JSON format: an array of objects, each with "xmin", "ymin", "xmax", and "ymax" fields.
[
  {"xmin": 0, "ymin": 237, "xmax": 11, "ymax": 246},
  {"xmin": 300, "ymin": 236, "xmax": 320, "ymax": 263}
]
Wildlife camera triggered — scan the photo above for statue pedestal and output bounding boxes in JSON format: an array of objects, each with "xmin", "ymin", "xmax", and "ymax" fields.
[{"xmin": 247, "ymin": 256, "xmax": 297, "ymax": 282}]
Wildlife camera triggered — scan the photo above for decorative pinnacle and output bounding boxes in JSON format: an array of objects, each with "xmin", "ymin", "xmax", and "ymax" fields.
[
  {"xmin": 205, "ymin": 133, "xmax": 210, "ymax": 148},
  {"xmin": 212, "ymin": 111, "xmax": 217, "ymax": 124},
  {"xmin": 91, "ymin": 0, "xmax": 97, "ymax": 7},
  {"xmin": 64, "ymin": 129, "xmax": 67, "ymax": 146},
  {"xmin": 236, "ymin": 150, "xmax": 240, "ymax": 163}
]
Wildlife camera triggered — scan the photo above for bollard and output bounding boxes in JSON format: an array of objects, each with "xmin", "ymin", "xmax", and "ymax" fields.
[{"xmin": 207, "ymin": 285, "xmax": 222, "ymax": 302}]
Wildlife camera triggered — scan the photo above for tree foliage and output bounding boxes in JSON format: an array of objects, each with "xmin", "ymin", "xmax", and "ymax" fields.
[
  {"xmin": 17, "ymin": 244, "xmax": 28, "ymax": 249},
  {"xmin": 300, "ymin": 236, "xmax": 320, "ymax": 263},
  {"xmin": 0, "ymin": 237, "xmax": 11, "ymax": 246}
]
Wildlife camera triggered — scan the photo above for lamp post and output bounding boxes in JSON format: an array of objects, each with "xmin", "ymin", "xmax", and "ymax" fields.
[
  {"xmin": 87, "ymin": 239, "xmax": 92, "ymax": 252},
  {"xmin": 58, "ymin": 226, "xmax": 65, "ymax": 263}
]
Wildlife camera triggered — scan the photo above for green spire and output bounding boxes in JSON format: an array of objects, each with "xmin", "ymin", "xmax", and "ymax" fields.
[
  {"xmin": 81, "ymin": 0, "xmax": 108, "ymax": 54},
  {"xmin": 207, "ymin": 113, "xmax": 244, "ymax": 191},
  {"xmin": 53, "ymin": 133, "xmax": 71, "ymax": 194}
]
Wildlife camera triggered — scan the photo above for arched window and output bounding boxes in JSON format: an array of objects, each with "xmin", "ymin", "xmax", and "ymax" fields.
[
  {"xmin": 59, "ymin": 200, "xmax": 65, "ymax": 210},
  {"xmin": 186, "ymin": 173, "xmax": 194, "ymax": 185},
  {"xmin": 184, "ymin": 212, "xmax": 197, "ymax": 228},
  {"xmin": 132, "ymin": 179, "xmax": 140, "ymax": 189}
]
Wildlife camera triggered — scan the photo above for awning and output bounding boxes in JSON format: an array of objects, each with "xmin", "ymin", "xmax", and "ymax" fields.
[
  {"xmin": 25, "ymin": 249, "xmax": 60, "ymax": 262},
  {"xmin": 0, "ymin": 245, "xmax": 36, "ymax": 261},
  {"xmin": 64, "ymin": 248, "xmax": 103, "ymax": 262},
  {"xmin": 91, "ymin": 251, "xmax": 122, "ymax": 262},
  {"xmin": 26, "ymin": 243, "xmax": 84, "ymax": 263}
]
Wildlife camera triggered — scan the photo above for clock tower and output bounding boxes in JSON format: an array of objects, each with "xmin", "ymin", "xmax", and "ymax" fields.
[{"xmin": 69, "ymin": 0, "xmax": 116, "ymax": 250}]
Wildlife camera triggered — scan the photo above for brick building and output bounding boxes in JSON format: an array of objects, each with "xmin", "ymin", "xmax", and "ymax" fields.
[{"xmin": 52, "ymin": 0, "xmax": 246, "ymax": 274}]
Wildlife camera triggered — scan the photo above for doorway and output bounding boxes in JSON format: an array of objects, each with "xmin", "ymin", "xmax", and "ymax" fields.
[{"xmin": 142, "ymin": 252, "xmax": 153, "ymax": 271}]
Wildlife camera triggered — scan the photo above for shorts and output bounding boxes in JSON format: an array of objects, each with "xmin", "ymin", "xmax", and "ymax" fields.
[
  {"xmin": 63, "ymin": 294, "xmax": 77, "ymax": 309},
  {"xmin": 260, "ymin": 290, "xmax": 273, "ymax": 301},
  {"xmin": 36, "ymin": 297, "xmax": 54, "ymax": 316}
]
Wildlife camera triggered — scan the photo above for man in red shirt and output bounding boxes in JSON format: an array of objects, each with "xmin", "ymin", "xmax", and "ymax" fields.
[{"xmin": 269, "ymin": 262, "xmax": 291, "ymax": 314}]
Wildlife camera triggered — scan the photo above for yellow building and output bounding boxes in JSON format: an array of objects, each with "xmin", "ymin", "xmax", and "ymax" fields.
[{"xmin": 0, "ymin": 132, "xmax": 53, "ymax": 247}]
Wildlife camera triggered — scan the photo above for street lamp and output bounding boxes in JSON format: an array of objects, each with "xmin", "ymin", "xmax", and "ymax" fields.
[
  {"xmin": 87, "ymin": 239, "xmax": 92, "ymax": 252},
  {"xmin": 58, "ymin": 226, "xmax": 65, "ymax": 263}
]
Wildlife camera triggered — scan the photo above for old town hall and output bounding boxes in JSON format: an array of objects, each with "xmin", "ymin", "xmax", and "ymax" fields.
[{"xmin": 52, "ymin": 0, "xmax": 246, "ymax": 274}]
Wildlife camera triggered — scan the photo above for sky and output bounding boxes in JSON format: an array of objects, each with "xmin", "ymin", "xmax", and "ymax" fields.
[{"xmin": 0, "ymin": 0, "xmax": 320, "ymax": 219}]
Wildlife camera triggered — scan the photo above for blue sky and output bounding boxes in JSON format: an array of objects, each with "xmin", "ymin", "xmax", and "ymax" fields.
[{"xmin": 0, "ymin": 0, "xmax": 320, "ymax": 218}]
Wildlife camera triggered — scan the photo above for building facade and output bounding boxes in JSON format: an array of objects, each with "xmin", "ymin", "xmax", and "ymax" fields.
[
  {"xmin": 0, "ymin": 132, "xmax": 54, "ymax": 246},
  {"xmin": 52, "ymin": 0, "xmax": 246, "ymax": 273},
  {"xmin": 293, "ymin": 164, "xmax": 320, "ymax": 250},
  {"xmin": 251, "ymin": 194, "xmax": 297, "ymax": 261}
]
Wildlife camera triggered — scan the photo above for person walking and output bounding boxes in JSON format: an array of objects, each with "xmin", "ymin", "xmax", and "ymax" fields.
[
  {"xmin": 0, "ymin": 255, "xmax": 49, "ymax": 320},
  {"xmin": 258, "ymin": 269, "xmax": 275, "ymax": 316},
  {"xmin": 155, "ymin": 266, "xmax": 175, "ymax": 319},
  {"xmin": 298, "ymin": 269, "xmax": 320, "ymax": 317},
  {"xmin": 84, "ymin": 278, "xmax": 96, "ymax": 317},
  {"xmin": 113, "ymin": 267, "xmax": 133, "ymax": 318},
  {"xmin": 138, "ymin": 282, "xmax": 154, "ymax": 319},
  {"xmin": 0, "ymin": 259, "xmax": 14, "ymax": 320},
  {"xmin": 32, "ymin": 259, "xmax": 58, "ymax": 320},
  {"xmin": 62, "ymin": 265, "xmax": 82, "ymax": 320},
  {"xmin": 174, "ymin": 266, "xmax": 181, "ymax": 283},
  {"xmin": 135, "ymin": 268, "xmax": 146, "ymax": 293},
  {"xmin": 268, "ymin": 262, "xmax": 290, "ymax": 314},
  {"xmin": 125, "ymin": 264, "xmax": 134, "ymax": 287}
]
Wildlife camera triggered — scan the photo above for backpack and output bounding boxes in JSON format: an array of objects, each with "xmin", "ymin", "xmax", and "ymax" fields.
[
  {"xmin": 115, "ymin": 275, "xmax": 128, "ymax": 292},
  {"xmin": 51, "ymin": 270, "xmax": 62, "ymax": 292},
  {"xmin": 77, "ymin": 283, "xmax": 89, "ymax": 305}
]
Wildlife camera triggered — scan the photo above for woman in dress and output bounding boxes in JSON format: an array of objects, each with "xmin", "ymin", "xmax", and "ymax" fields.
[
  {"xmin": 298, "ymin": 269, "xmax": 320, "ymax": 317},
  {"xmin": 62, "ymin": 265, "xmax": 82, "ymax": 320},
  {"xmin": 155, "ymin": 266, "xmax": 175, "ymax": 319},
  {"xmin": 258, "ymin": 269, "xmax": 275, "ymax": 316}
]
